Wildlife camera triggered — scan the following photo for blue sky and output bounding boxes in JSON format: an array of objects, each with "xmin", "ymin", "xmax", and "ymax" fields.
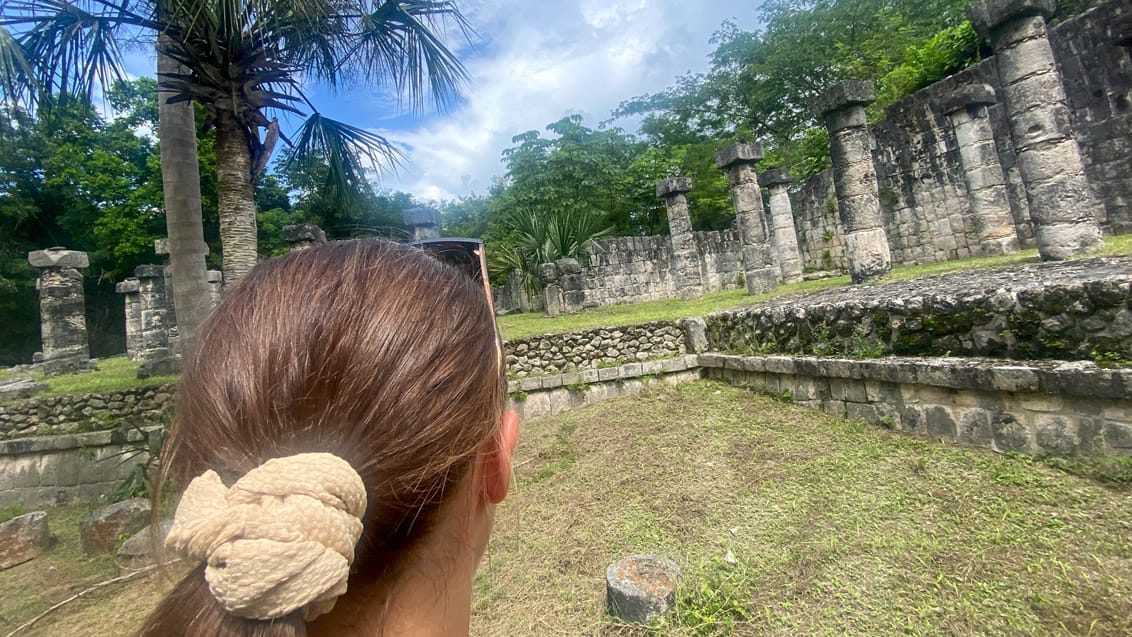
[{"xmin": 122, "ymin": 0, "xmax": 760, "ymax": 202}]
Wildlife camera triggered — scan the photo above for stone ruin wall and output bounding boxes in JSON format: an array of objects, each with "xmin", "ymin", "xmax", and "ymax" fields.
[
  {"xmin": 790, "ymin": 1, "xmax": 1132, "ymax": 269},
  {"xmin": 572, "ymin": 231, "xmax": 746, "ymax": 308}
]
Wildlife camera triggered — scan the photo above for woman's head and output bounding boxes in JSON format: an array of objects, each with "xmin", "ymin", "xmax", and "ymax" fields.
[{"xmin": 141, "ymin": 239, "xmax": 515, "ymax": 636}]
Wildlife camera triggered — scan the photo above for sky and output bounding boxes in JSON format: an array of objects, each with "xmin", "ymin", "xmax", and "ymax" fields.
[{"xmin": 123, "ymin": 0, "xmax": 759, "ymax": 203}]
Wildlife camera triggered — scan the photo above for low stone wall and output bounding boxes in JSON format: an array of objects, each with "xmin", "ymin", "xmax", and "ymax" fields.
[
  {"xmin": 507, "ymin": 355, "xmax": 702, "ymax": 421},
  {"xmin": 706, "ymin": 257, "xmax": 1132, "ymax": 362},
  {"xmin": 0, "ymin": 427, "xmax": 159, "ymax": 506},
  {"xmin": 0, "ymin": 384, "xmax": 174, "ymax": 440},
  {"xmin": 504, "ymin": 321, "xmax": 688, "ymax": 377},
  {"xmin": 700, "ymin": 353, "xmax": 1132, "ymax": 458}
]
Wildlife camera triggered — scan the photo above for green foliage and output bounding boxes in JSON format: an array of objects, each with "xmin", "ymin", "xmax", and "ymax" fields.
[
  {"xmin": 488, "ymin": 206, "xmax": 613, "ymax": 295},
  {"xmin": 0, "ymin": 502, "xmax": 25, "ymax": 524},
  {"xmin": 874, "ymin": 21, "xmax": 982, "ymax": 112}
]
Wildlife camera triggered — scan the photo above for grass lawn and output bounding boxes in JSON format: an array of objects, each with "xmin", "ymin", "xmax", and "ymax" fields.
[
  {"xmin": 0, "ymin": 356, "xmax": 175, "ymax": 401},
  {"xmin": 2, "ymin": 382, "xmax": 1129, "ymax": 635}
]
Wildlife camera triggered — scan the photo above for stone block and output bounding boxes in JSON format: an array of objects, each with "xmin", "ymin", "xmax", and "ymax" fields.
[
  {"xmin": 991, "ymin": 412, "xmax": 1031, "ymax": 453},
  {"xmin": 116, "ymin": 520, "xmax": 172, "ymax": 571},
  {"xmin": 1034, "ymin": 414, "xmax": 1078, "ymax": 456},
  {"xmin": 28, "ymin": 248, "xmax": 89, "ymax": 270},
  {"xmin": 0, "ymin": 511, "xmax": 52, "ymax": 569},
  {"xmin": 969, "ymin": 0, "xmax": 1055, "ymax": 39},
  {"xmin": 78, "ymin": 498, "xmax": 150, "ymax": 554},
  {"xmin": 957, "ymin": 408, "xmax": 995, "ymax": 446},
  {"xmin": 606, "ymin": 555, "xmax": 679, "ymax": 624},
  {"xmin": 541, "ymin": 375, "xmax": 563, "ymax": 390},
  {"xmin": 925, "ymin": 405, "xmax": 958, "ymax": 439},
  {"xmin": 115, "ymin": 279, "xmax": 140, "ymax": 294},
  {"xmin": 598, "ymin": 367, "xmax": 620, "ymax": 382},
  {"xmin": 758, "ymin": 168, "xmax": 792, "ymax": 188},
  {"xmin": 845, "ymin": 402, "xmax": 880, "ymax": 424},
  {"xmin": 714, "ymin": 142, "xmax": 764, "ymax": 169},
  {"xmin": 206, "ymin": 270, "xmax": 224, "ymax": 283},
  {"xmin": 1104, "ymin": 421, "xmax": 1132, "ymax": 450},
  {"xmin": 939, "ymin": 83, "xmax": 998, "ymax": 115},
  {"xmin": 620, "ymin": 363, "xmax": 643, "ymax": 379},
  {"xmin": 681, "ymin": 317, "xmax": 709, "ymax": 354},
  {"xmin": 153, "ymin": 238, "xmax": 169, "ymax": 256},
  {"xmin": 815, "ymin": 80, "xmax": 876, "ymax": 118},
  {"xmin": 134, "ymin": 264, "xmax": 165, "ymax": 279},
  {"xmin": 656, "ymin": 177, "xmax": 693, "ymax": 198}
]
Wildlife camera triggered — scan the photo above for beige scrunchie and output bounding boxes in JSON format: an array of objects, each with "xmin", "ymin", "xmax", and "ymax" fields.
[{"xmin": 165, "ymin": 452, "xmax": 368, "ymax": 621}]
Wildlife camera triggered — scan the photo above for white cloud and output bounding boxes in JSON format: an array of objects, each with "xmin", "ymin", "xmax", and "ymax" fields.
[{"xmin": 376, "ymin": 0, "xmax": 757, "ymax": 202}]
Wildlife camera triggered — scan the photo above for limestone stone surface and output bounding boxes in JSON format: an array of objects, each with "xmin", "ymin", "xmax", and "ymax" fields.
[
  {"xmin": 656, "ymin": 177, "xmax": 693, "ymax": 197},
  {"xmin": 815, "ymin": 80, "xmax": 877, "ymax": 119},
  {"xmin": 281, "ymin": 223, "xmax": 328, "ymax": 250},
  {"xmin": 606, "ymin": 555, "xmax": 680, "ymax": 624},
  {"xmin": 0, "ymin": 378, "xmax": 47, "ymax": 402},
  {"xmin": 0, "ymin": 511, "xmax": 51, "ymax": 569},
  {"xmin": 714, "ymin": 142, "xmax": 764, "ymax": 169},
  {"xmin": 117, "ymin": 520, "xmax": 173, "ymax": 571},
  {"xmin": 969, "ymin": 0, "xmax": 1055, "ymax": 38},
  {"xmin": 718, "ymin": 151, "xmax": 778, "ymax": 294},
  {"xmin": 946, "ymin": 100, "xmax": 1020, "ymax": 255},
  {"xmin": 659, "ymin": 178, "xmax": 705, "ymax": 299},
  {"xmin": 27, "ymin": 248, "xmax": 89, "ymax": 270},
  {"xmin": 78, "ymin": 498, "xmax": 150, "ymax": 554},
  {"xmin": 134, "ymin": 264, "xmax": 174, "ymax": 378},
  {"xmin": 762, "ymin": 173, "xmax": 805, "ymax": 284}
]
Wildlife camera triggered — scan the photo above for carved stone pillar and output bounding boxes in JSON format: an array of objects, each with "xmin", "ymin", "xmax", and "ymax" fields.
[
  {"xmin": 135, "ymin": 264, "xmax": 175, "ymax": 378},
  {"xmin": 28, "ymin": 248, "xmax": 90, "ymax": 374},
  {"xmin": 816, "ymin": 80, "xmax": 892, "ymax": 283},
  {"xmin": 941, "ymin": 84, "xmax": 1021, "ymax": 256},
  {"xmin": 758, "ymin": 168, "xmax": 806, "ymax": 284},
  {"xmin": 207, "ymin": 270, "xmax": 224, "ymax": 309},
  {"xmin": 715, "ymin": 143, "xmax": 778, "ymax": 293},
  {"xmin": 657, "ymin": 177, "xmax": 704, "ymax": 300},
  {"xmin": 115, "ymin": 278, "xmax": 142, "ymax": 361},
  {"xmin": 403, "ymin": 207, "xmax": 441, "ymax": 242},
  {"xmin": 970, "ymin": 0, "xmax": 1104, "ymax": 259}
]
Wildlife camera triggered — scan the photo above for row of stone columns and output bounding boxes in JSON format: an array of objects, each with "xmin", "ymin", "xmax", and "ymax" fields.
[
  {"xmin": 655, "ymin": 145, "xmax": 807, "ymax": 301},
  {"xmin": 27, "ymin": 248, "xmax": 92, "ymax": 375},
  {"xmin": 810, "ymin": 0, "xmax": 1103, "ymax": 282}
]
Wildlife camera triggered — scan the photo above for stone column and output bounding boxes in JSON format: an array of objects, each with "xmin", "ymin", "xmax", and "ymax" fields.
[
  {"xmin": 134, "ymin": 264, "xmax": 175, "ymax": 378},
  {"xmin": 969, "ymin": 0, "xmax": 1104, "ymax": 260},
  {"xmin": 816, "ymin": 80, "xmax": 892, "ymax": 283},
  {"xmin": 282, "ymin": 224, "xmax": 328, "ymax": 252},
  {"xmin": 27, "ymin": 248, "xmax": 90, "ymax": 374},
  {"xmin": 206, "ymin": 270, "xmax": 224, "ymax": 309},
  {"xmin": 115, "ymin": 278, "xmax": 142, "ymax": 361},
  {"xmin": 714, "ymin": 143, "xmax": 778, "ymax": 294},
  {"xmin": 540, "ymin": 262, "xmax": 562, "ymax": 318},
  {"xmin": 758, "ymin": 168, "xmax": 806, "ymax": 284},
  {"xmin": 403, "ymin": 207, "xmax": 441, "ymax": 242},
  {"xmin": 940, "ymin": 84, "xmax": 1021, "ymax": 256},
  {"xmin": 657, "ymin": 177, "xmax": 705, "ymax": 300}
]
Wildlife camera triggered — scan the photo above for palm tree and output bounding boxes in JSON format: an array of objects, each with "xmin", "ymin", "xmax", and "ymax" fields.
[{"xmin": 1, "ymin": 0, "xmax": 470, "ymax": 282}]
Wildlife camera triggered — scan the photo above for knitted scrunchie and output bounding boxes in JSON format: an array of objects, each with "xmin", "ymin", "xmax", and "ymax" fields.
[{"xmin": 165, "ymin": 452, "xmax": 368, "ymax": 621}]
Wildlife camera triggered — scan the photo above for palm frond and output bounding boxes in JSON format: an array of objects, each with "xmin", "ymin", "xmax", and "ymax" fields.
[
  {"xmin": 0, "ymin": 25, "xmax": 35, "ymax": 105},
  {"xmin": 285, "ymin": 111, "xmax": 404, "ymax": 208}
]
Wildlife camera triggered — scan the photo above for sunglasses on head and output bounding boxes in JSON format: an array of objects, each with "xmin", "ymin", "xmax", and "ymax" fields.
[{"xmin": 409, "ymin": 237, "xmax": 503, "ymax": 367}]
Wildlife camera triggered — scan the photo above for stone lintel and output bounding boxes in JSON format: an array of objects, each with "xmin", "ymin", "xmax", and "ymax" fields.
[
  {"xmin": 206, "ymin": 270, "xmax": 224, "ymax": 283},
  {"xmin": 656, "ymin": 177, "xmax": 693, "ymax": 198},
  {"xmin": 815, "ymin": 80, "xmax": 876, "ymax": 118},
  {"xmin": 281, "ymin": 223, "xmax": 327, "ymax": 244},
  {"xmin": 969, "ymin": 0, "xmax": 1055, "ymax": 38},
  {"xmin": 714, "ymin": 142, "xmax": 764, "ymax": 169},
  {"xmin": 939, "ymin": 83, "xmax": 999, "ymax": 115},
  {"xmin": 115, "ymin": 279, "xmax": 140, "ymax": 294},
  {"xmin": 28, "ymin": 248, "xmax": 89, "ymax": 270},
  {"xmin": 134, "ymin": 264, "xmax": 165, "ymax": 279},
  {"xmin": 153, "ymin": 238, "xmax": 169, "ymax": 256},
  {"xmin": 401, "ymin": 207, "xmax": 438, "ymax": 228},
  {"xmin": 758, "ymin": 168, "xmax": 792, "ymax": 188}
]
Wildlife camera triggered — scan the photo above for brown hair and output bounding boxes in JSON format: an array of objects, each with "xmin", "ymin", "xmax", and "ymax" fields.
[{"xmin": 138, "ymin": 239, "xmax": 505, "ymax": 636}]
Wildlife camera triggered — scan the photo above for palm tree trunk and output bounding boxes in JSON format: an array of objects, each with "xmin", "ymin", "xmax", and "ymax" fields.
[
  {"xmin": 215, "ymin": 109, "xmax": 258, "ymax": 282},
  {"xmin": 157, "ymin": 34, "xmax": 210, "ymax": 364}
]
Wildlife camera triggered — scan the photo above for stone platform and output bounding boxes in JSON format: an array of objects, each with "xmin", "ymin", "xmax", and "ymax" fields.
[{"xmin": 706, "ymin": 256, "xmax": 1132, "ymax": 361}]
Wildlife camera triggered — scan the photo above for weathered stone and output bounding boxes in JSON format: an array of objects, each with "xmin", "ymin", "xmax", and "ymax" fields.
[
  {"xmin": 78, "ymin": 498, "xmax": 150, "ymax": 554},
  {"xmin": 0, "ymin": 378, "xmax": 47, "ymax": 402},
  {"xmin": 716, "ymin": 147, "xmax": 779, "ymax": 294},
  {"xmin": 762, "ymin": 172, "xmax": 805, "ymax": 284},
  {"xmin": 0, "ymin": 511, "xmax": 52, "ymax": 569},
  {"xmin": 281, "ymin": 223, "xmax": 328, "ymax": 250},
  {"xmin": 27, "ymin": 248, "xmax": 89, "ymax": 269},
  {"xmin": 681, "ymin": 318, "xmax": 709, "ymax": 354},
  {"xmin": 606, "ymin": 555, "xmax": 679, "ymax": 624},
  {"xmin": 655, "ymin": 177, "xmax": 693, "ymax": 198},
  {"xmin": 714, "ymin": 142, "xmax": 764, "ymax": 169},
  {"xmin": 968, "ymin": 0, "xmax": 1055, "ymax": 39},
  {"xmin": 658, "ymin": 178, "xmax": 705, "ymax": 299},
  {"xmin": 28, "ymin": 248, "xmax": 91, "ymax": 373},
  {"xmin": 815, "ymin": 79, "xmax": 877, "ymax": 118},
  {"xmin": 116, "ymin": 521, "xmax": 173, "ymax": 571}
]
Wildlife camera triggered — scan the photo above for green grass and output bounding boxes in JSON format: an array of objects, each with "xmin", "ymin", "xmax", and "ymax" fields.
[
  {"xmin": 0, "ymin": 356, "xmax": 175, "ymax": 401},
  {"xmin": 473, "ymin": 382, "xmax": 1132, "ymax": 636},
  {"xmin": 498, "ymin": 235, "xmax": 1132, "ymax": 341}
]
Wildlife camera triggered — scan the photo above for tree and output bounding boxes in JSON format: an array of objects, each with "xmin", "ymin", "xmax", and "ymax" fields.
[{"xmin": 2, "ymin": 0, "xmax": 471, "ymax": 283}]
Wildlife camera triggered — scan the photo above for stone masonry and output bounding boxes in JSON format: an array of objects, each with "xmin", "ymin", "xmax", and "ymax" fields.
[
  {"xmin": 816, "ymin": 80, "xmax": 893, "ymax": 283},
  {"xmin": 657, "ymin": 178, "xmax": 705, "ymax": 299},
  {"xmin": 115, "ymin": 278, "xmax": 142, "ymax": 361},
  {"xmin": 759, "ymin": 168, "xmax": 806, "ymax": 283},
  {"xmin": 403, "ymin": 207, "xmax": 441, "ymax": 242},
  {"xmin": 940, "ymin": 84, "xmax": 1021, "ymax": 255},
  {"xmin": 134, "ymin": 264, "xmax": 175, "ymax": 378},
  {"xmin": 715, "ymin": 143, "xmax": 778, "ymax": 293},
  {"xmin": 970, "ymin": 0, "xmax": 1104, "ymax": 259},
  {"xmin": 282, "ymin": 223, "xmax": 328, "ymax": 251},
  {"xmin": 27, "ymin": 248, "xmax": 91, "ymax": 375}
]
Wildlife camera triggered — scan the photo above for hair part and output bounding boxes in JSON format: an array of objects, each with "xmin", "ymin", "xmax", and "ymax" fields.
[{"xmin": 138, "ymin": 239, "xmax": 505, "ymax": 636}]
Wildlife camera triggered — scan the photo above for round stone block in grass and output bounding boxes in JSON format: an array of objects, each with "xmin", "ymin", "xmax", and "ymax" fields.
[{"xmin": 606, "ymin": 554, "xmax": 680, "ymax": 624}]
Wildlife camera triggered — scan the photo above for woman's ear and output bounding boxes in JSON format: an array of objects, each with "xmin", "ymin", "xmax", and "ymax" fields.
[{"xmin": 485, "ymin": 409, "xmax": 520, "ymax": 504}]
